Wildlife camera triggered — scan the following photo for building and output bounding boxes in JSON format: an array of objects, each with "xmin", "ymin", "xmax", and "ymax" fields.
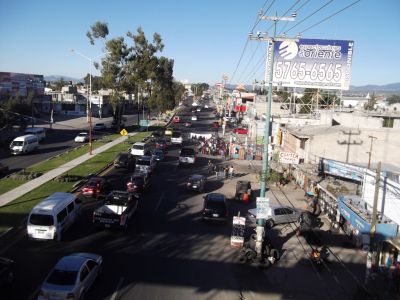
[{"xmin": 0, "ymin": 72, "xmax": 44, "ymax": 100}]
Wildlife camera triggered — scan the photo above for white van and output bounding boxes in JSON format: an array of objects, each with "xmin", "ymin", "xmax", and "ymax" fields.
[
  {"xmin": 9, "ymin": 134, "xmax": 39, "ymax": 155},
  {"xmin": 130, "ymin": 141, "xmax": 154, "ymax": 156},
  {"xmin": 25, "ymin": 127, "xmax": 46, "ymax": 142},
  {"xmin": 27, "ymin": 192, "xmax": 82, "ymax": 241}
]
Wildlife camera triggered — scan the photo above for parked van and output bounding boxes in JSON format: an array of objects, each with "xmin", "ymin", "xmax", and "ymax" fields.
[
  {"xmin": 27, "ymin": 192, "xmax": 82, "ymax": 241},
  {"xmin": 24, "ymin": 127, "xmax": 46, "ymax": 142},
  {"xmin": 130, "ymin": 141, "xmax": 154, "ymax": 156},
  {"xmin": 9, "ymin": 134, "xmax": 39, "ymax": 155}
]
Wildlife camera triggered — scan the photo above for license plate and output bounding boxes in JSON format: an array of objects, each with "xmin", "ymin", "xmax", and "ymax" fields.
[{"xmin": 213, "ymin": 214, "xmax": 219, "ymax": 217}]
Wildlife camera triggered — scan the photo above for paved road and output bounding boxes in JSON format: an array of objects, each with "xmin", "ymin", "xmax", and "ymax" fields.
[{"xmin": 1, "ymin": 99, "xmax": 370, "ymax": 300}]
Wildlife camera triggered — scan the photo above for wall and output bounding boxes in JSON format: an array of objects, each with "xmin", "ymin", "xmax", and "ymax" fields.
[{"xmin": 307, "ymin": 127, "xmax": 400, "ymax": 167}]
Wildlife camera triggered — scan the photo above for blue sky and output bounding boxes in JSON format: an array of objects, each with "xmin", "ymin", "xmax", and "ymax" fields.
[{"xmin": 0, "ymin": 0, "xmax": 399, "ymax": 87}]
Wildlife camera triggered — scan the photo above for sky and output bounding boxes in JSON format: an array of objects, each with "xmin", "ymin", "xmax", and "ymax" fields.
[{"xmin": 0, "ymin": 0, "xmax": 399, "ymax": 87}]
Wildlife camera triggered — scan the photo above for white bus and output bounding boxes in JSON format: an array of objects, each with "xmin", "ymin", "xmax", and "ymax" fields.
[{"xmin": 25, "ymin": 127, "xmax": 46, "ymax": 142}]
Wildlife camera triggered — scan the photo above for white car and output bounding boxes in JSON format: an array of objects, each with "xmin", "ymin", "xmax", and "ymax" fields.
[
  {"xmin": 38, "ymin": 253, "xmax": 103, "ymax": 300},
  {"xmin": 204, "ymin": 104, "xmax": 209, "ymax": 109},
  {"xmin": 74, "ymin": 132, "xmax": 89, "ymax": 143},
  {"xmin": 191, "ymin": 115, "xmax": 198, "ymax": 121}
]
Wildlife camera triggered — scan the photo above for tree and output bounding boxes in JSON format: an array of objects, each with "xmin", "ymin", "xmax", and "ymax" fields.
[
  {"xmin": 298, "ymin": 88, "xmax": 317, "ymax": 114},
  {"xmin": 191, "ymin": 83, "xmax": 209, "ymax": 97},
  {"xmin": 387, "ymin": 95, "xmax": 400, "ymax": 105},
  {"xmin": 52, "ymin": 78, "xmax": 68, "ymax": 91},
  {"xmin": 364, "ymin": 92, "xmax": 376, "ymax": 110}
]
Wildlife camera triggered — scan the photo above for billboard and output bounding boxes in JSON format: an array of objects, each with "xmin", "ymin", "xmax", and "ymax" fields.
[{"xmin": 272, "ymin": 38, "xmax": 354, "ymax": 90}]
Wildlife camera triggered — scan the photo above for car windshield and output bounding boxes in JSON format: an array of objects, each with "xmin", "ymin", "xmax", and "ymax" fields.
[
  {"xmin": 137, "ymin": 160, "xmax": 150, "ymax": 166},
  {"xmin": 95, "ymin": 123, "xmax": 104, "ymax": 127},
  {"xmin": 206, "ymin": 201, "xmax": 226, "ymax": 210},
  {"xmin": 133, "ymin": 145, "xmax": 144, "ymax": 150},
  {"xmin": 153, "ymin": 150, "xmax": 163, "ymax": 155},
  {"xmin": 131, "ymin": 177, "xmax": 144, "ymax": 185},
  {"xmin": 118, "ymin": 153, "xmax": 128, "ymax": 161},
  {"xmin": 172, "ymin": 132, "xmax": 181, "ymax": 138},
  {"xmin": 47, "ymin": 269, "xmax": 77, "ymax": 285},
  {"xmin": 29, "ymin": 214, "xmax": 54, "ymax": 226},
  {"xmin": 11, "ymin": 141, "xmax": 23, "ymax": 146},
  {"xmin": 181, "ymin": 149, "xmax": 195, "ymax": 156},
  {"xmin": 78, "ymin": 133, "xmax": 87, "ymax": 136}
]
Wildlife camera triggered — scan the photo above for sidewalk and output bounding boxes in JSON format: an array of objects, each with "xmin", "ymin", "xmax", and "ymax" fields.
[{"xmin": 0, "ymin": 119, "xmax": 165, "ymax": 207}]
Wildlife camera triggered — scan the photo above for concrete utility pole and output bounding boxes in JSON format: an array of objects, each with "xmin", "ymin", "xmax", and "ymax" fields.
[
  {"xmin": 365, "ymin": 161, "xmax": 381, "ymax": 286},
  {"xmin": 249, "ymin": 11, "xmax": 297, "ymax": 257},
  {"xmin": 367, "ymin": 135, "xmax": 377, "ymax": 169},
  {"xmin": 337, "ymin": 129, "xmax": 363, "ymax": 163}
]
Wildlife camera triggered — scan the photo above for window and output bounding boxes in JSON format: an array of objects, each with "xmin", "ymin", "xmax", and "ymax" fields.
[
  {"xmin": 274, "ymin": 208, "xmax": 283, "ymax": 216},
  {"xmin": 57, "ymin": 208, "xmax": 68, "ymax": 223},
  {"xmin": 29, "ymin": 214, "xmax": 54, "ymax": 226},
  {"xmin": 67, "ymin": 202, "xmax": 74, "ymax": 213},
  {"xmin": 80, "ymin": 266, "xmax": 89, "ymax": 282},
  {"xmin": 300, "ymin": 138, "xmax": 307, "ymax": 149},
  {"xmin": 86, "ymin": 260, "xmax": 97, "ymax": 271},
  {"xmin": 282, "ymin": 208, "xmax": 293, "ymax": 215}
]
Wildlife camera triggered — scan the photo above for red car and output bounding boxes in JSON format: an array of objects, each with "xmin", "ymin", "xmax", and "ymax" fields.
[
  {"xmin": 155, "ymin": 138, "xmax": 168, "ymax": 152},
  {"xmin": 81, "ymin": 177, "xmax": 110, "ymax": 199},
  {"xmin": 173, "ymin": 116, "xmax": 180, "ymax": 123},
  {"xmin": 233, "ymin": 127, "xmax": 248, "ymax": 134}
]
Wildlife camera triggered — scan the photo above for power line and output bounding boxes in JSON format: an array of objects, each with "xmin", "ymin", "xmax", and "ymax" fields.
[
  {"xmin": 278, "ymin": 0, "xmax": 311, "ymax": 36},
  {"xmin": 299, "ymin": 0, "xmax": 362, "ymax": 34},
  {"xmin": 285, "ymin": 0, "xmax": 335, "ymax": 34},
  {"xmin": 236, "ymin": 42, "xmax": 261, "ymax": 83},
  {"xmin": 230, "ymin": 0, "xmax": 275, "ymax": 83}
]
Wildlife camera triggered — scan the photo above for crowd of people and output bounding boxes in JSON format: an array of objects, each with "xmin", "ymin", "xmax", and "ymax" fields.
[{"xmin": 192, "ymin": 134, "xmax": 229, "ymax": 158}]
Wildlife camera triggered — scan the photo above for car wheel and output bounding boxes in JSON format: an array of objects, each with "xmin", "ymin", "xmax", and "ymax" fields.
[{"xmin": 266, "ymin": 219, "xmax": 274, "ymax": 229}]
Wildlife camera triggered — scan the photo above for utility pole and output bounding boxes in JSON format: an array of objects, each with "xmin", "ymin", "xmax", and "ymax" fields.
[
  {"xmin": 365, "ymin": 161, "xmax": 381, "ymax": 286},
  {"xmin": 249, "ymin": 11, "xmax": 297, "ymax": 257},
  {"xmin": 367, "ymin": 135, "xmax": 377, "ymax": 169},
  {"xmin": 337, "ymin": 129, "xmax": 363, "ymax": 163}
]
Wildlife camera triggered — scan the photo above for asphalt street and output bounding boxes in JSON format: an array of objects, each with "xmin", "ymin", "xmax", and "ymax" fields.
[{"xmin": 0, "ymin": 99, "xmax": 370, "ymax": 300}]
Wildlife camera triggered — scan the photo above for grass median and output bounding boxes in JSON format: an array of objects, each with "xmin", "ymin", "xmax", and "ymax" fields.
[{"xmin": 0, "ymin": 130, "xmax": 153, "ymax": 233}]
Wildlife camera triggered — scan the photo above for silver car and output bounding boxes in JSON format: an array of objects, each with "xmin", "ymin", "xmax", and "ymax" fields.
[
  {"xmin": 38, "ymin": 253, "xmax": 102, "ymax": 300},
  {"xmin": 248, "ymin": 205, "xmax": 302, "ymax": 228}
]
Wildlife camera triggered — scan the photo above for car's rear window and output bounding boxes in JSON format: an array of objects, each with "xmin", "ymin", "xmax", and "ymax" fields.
[
  {"xmin": 172, "ymin": 132, "xmax": 181, "ymax": 138},
  {"xmin": 180, "ymin": 148, "xmax": 195, "ymax": 156},
  {"xmin": 131, "ymin": 177, "xmax": 144, "ymax": 185},
  {"xmin": 29, "ymin": 214, "xmax": 54, "ymax": 226},
  {"xmin": 47, "ymin": 269, "xmax": 77, "ymax": 285},
  {"xmin": 137, "ymin": 159, "xmax": 150, "ymax": 166},
  {"xmin": 206, "ymin": 201, "xmax": 226, "ymax": 210}
]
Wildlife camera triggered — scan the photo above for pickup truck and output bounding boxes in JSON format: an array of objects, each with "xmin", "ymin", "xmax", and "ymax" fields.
[{"xmin": 93, "ymin": 191, "xmax": 139, "ymax": 229}]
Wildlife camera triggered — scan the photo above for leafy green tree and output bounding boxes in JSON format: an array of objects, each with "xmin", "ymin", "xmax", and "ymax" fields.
[
  {"xmin": 388, "ymin": 95, "xmax": 400, "ymax": 105},
  {"xmin": 298, "ymin": 88, "xmax": 317, "ymax": 114},
  {"xmin": 191, "ymin": 83, "xmax": 209, "ymax": 97},
  {"xmin": 364, "ymin": 92, "xmax": 376, "ymax": 110},
  {"xmin": 52, "ymin": 78, "xmax": 68, "ymax": 91}
]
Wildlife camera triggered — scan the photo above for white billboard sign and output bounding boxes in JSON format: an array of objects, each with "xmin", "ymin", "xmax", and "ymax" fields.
[
  {"xmin": 279, "ymin": 151, "xmax": 299, "ymax": 164},
  {"xmin": 273, "ymin": 38, "xmax": 354, "ymax": 90}
]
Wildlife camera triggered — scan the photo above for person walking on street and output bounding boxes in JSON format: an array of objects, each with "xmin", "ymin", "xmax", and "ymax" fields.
[
  {"xmin": 208, "ymin": 160, "xmax": 214, "ymax": 174},
  {"xmin": 228, "ymin": 165, "xmax": 234, "ymax": 179}
]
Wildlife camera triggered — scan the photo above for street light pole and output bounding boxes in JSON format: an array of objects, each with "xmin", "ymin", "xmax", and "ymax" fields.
[
  {"xmin": 71, "ymin": 49, "xmax": 105, "ymax": 155},
  {"xmin": 249, "ymin": 11, "xmax": 297, "ymax": 257}
]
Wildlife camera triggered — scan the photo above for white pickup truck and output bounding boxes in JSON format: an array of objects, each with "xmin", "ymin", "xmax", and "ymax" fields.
[{"xmin": 93, "ymin": 191, "xmax": 138, "ymax": 229}]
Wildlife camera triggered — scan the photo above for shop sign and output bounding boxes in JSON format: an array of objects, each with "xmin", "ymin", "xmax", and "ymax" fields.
[
  {"xmin": 279, "ymin": 151, "xmax": 299, "ymax": 164},
  {"xmin": 256, "ymin": 197, "xmax": 270, "ymax": 219},
  {"xmin": 231, "ymin": 216, "xmax": 246, "ymax": 248}
]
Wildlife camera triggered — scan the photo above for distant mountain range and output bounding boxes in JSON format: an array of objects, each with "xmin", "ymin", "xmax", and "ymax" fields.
[{"xmin": 44, "ymin": 75, "xmax": 82, "ymax": 83}]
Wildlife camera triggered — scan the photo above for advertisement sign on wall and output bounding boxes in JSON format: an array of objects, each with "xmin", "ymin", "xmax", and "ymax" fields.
[
  {"xmin": 272, "ymin": 39, "xmax": 354, "ymax": 90},
  {"xmin": 323, "ymin": 159, "xmax": 365, "ymax": 182},
  {"xmin": 279, "ymin": 151, "xmax": 299, "ymax": 164}
]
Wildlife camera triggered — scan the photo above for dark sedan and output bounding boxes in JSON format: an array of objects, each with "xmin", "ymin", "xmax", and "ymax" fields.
[
  {"xmin": 126, "ymin": 172, "xmax": 150, "ymax": 194},
  {"xmin": 202, "ymin": 193, "xmax": 228, "ymax": 222},
  {"xmin": 114, "ymin": 152, "xmax": 135, "ymax": 169}
]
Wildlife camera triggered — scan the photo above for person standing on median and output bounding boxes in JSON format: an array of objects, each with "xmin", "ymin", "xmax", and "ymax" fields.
[{"xmin": 228, "ymin": 165, "xmax": 234, "ymax": 179}]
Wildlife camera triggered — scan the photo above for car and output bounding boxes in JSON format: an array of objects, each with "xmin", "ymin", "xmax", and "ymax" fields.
[
  {"xmin": 173, "ymin": 116, "xmax": 180, "ymax": 123},
  {"xmin": 114, "ymin": 152, "xmax": 136, "ymax": 169},
  {"xmin": 155, "ymin": 138, "xmax": 168, "ymax": 153},
  {"xmin": 0, "ymin": 162, "xmax": 9, "ymax": 176},
  {"xmin": 233, "ymin": 127, "xmax": 248, "ymax": 134},
  {"xmin": 135, "ymin": 155, "xmax": 157, "ymax": 173},
  {"xmin": 202, "ymin": 193, "xmax": 228, "ymax": 221},
  {"xmin": 151, "ymin": 131, "xmax": 163, "ymax": 138},
  {"xmin": 248, "ymin": 205, "xmax": 302, "ymax": 228},
  {"xmin": 152, "ymin": 149, "xmax": 165, "ymax": 162},
  {"xmin": 186, "ymin": 174, "xmax": 205, "ymax": 193},
  {"xmin": 211, "ymin": 121, "xmax": 219, "ymax": 129},
  {"xmin": 93, "ymin": 123, "xmax": 107, "ymax": 131},
  {"xmin": 0, "ymin": 256, "xmax": 15, "ymax": 287},
  {"xmin": 191, "ymin": 115, "xmax": 198, "ymax": 121},
  {"xmin": 126, "ymin": 171, "xmax": 150, "ymax": 194},
  {"xmin": 164, "ymin": 127, "xmax": 173, "ymax": 136},
  {"xmin": 184, "ymin": 121, "xmax": 192, "ymax": 127},
  {"xmin": 74, "ymin": 132, "xmax": 89, "ymax": 143},
  {"xmin": 171, "ymin": 132, "xmax": 183, "ymax": 145},
  {"xmin": 38, "ymin": 253, "xmax": 103, "ymax": 300},
  {"xmin": 80, "ymin": 177, "xmax": 110, "ymax": 199},
  {"xmin": 179, "ymin": 147, "xmax": 196, "ymax": 165},
  {"xmin": 204, "ymin": 104, "xmax": 209, "ymax": 109},
  {"xmin": 196, "ymin": 106, "xmax": 202, "ymax": 112}
]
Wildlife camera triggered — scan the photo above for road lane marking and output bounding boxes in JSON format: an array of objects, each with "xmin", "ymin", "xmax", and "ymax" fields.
[
  {"xmin": 155, "ymin": 192, "xmax": 165, "ymax": 212},
  {"xmin": 111, "ymin": 276, "xmax": 124, "ymax": 300}
]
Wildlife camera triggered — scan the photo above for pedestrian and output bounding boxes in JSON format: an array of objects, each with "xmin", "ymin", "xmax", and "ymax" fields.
[
  {"xmin": 224, "ymin": 166, "xmax": 229, "ymax": 179},
  {"xmin": 215, "ymin": 165, "xmax": 220, "ymax": 179},
  {"xmin": 228, "ymin": 165, "xmax": 234, "ymax": 179},
  {"xmin": 208, "ymin": 159, "xmax": 213, "ymax": 174}
]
